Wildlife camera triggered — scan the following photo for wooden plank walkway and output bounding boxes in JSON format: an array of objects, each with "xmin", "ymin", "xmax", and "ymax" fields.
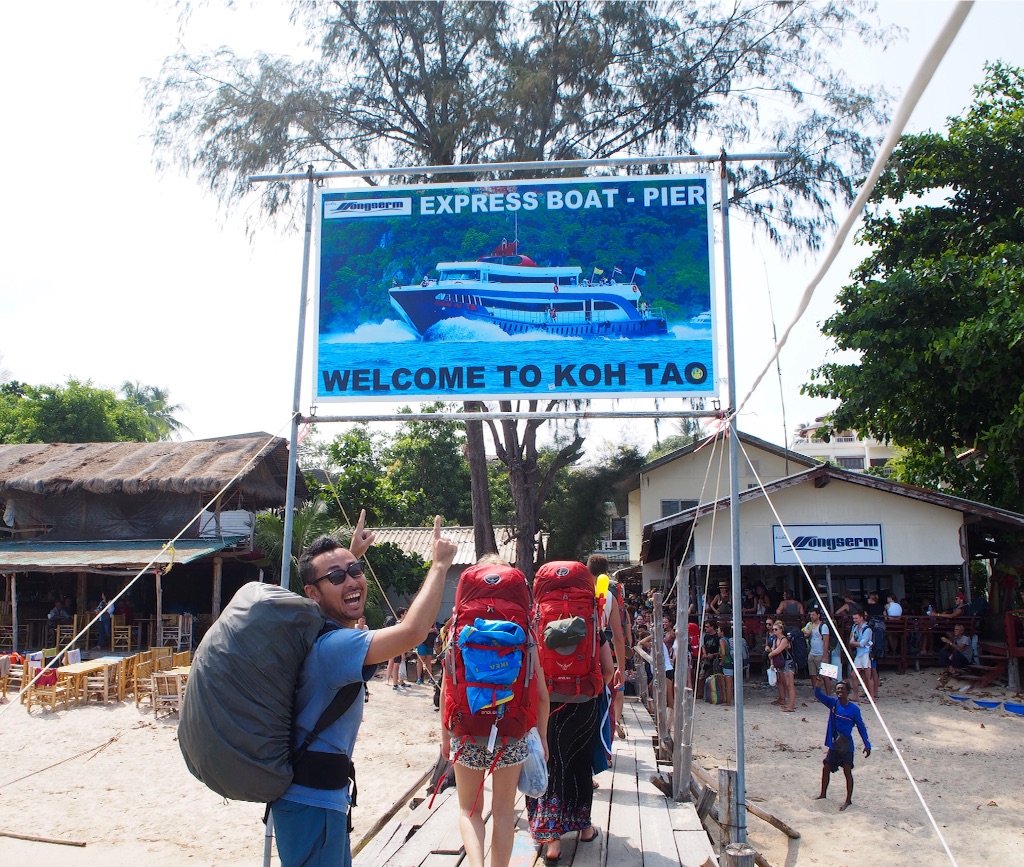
[{"xmin": 355, "ymin": 699, "xmax": 717, "ymax": 867}]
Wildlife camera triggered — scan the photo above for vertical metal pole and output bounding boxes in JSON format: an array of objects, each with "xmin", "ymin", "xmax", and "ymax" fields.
[
  {"xmin": 720, "ymin": 154, "xmax": 747, "ymax": 843},
  {"xmin": 281, "ymin": 166, "xmax": 317, "ymax": 591}
]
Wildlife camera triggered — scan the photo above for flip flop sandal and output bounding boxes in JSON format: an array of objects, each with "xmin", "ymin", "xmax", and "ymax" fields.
[{"xmin": 580, "ymin": 828, "xmax": 600, "ymax": 843}]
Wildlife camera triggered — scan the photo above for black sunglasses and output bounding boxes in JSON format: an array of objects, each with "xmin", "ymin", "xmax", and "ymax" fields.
[{"xmin": 310, "ymin": 561, "xmax": 365, "ymax": 585}]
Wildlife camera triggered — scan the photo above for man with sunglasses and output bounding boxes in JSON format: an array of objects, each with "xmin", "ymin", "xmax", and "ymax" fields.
[{"xmin": 271, "ymin": 512, "xmax": 457, "ymax": 867}]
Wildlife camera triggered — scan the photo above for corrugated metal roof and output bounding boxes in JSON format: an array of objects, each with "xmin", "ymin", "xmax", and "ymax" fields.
[
  {"xmin": 372, "ymin": 526, "xmax": 528, "ymax": 566},
  {"xmin": 0, "ymin": 537, "xmax": 247, "ymax": 571}
]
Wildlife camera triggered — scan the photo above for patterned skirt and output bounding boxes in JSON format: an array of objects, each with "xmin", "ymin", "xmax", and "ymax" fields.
[{"xmin": 527, "ymin": 698, "xmax": 599, "ymax": 842}]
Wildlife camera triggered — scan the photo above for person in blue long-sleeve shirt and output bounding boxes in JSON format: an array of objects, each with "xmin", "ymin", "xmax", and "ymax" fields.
[{"xmin": 814, "ymin": 680, "xmax": 871, "ymax": 811}]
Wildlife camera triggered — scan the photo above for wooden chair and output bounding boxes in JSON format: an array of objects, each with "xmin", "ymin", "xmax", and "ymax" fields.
[
  {"xmin": 85, "ymin": 661, "xmax": 119, "ymax": 705},
  {"xmin": 160, "ymin": 614, "xmax": 182, "ymax": 648},
  {"xmin": 3, "ymin": 654, "xmax": 27, "ymax": 698},
  {"xmin": 134, "ymin": 659, "xmax": 155, "ymax": 707},
  {"xmin": 120, "ymin": 654, "xmax": 137, "ymax": 700},
  {"xmin": 152, "ymin": 672, "xmax": 183, "ymax": 718},
  {"xmin": 25, "ymin": 666, "xmax": 71, "ymax": 713},
  {"xmin": 179, "ymin": 614, "xmax": 194, "ymax": 652},
  {"xmin": 55, "ymin": 623, "xmax": 75, "ymax": 650},
  {"xmin": 0, "ymin": 623, "xmax": 14, "ymax": 652},
  {"xmin": 0, "ymin": 654, "xmax": 10, "ymax": 696},
  {"xmin": 112, "ymin": 615, "xmax": 132, "ymax": 653},
  {"xmin": 64, "ymin": 648, "xmax": 83, "ymax": 665},
  {"xmin": 172, "ymin": 650, "xmax": 191, "ymax": 668},
  {"xmin": 152, "ymin": 646, "xmax": 173, "ymax": 671},
  {"xmin": 21, "ymin": 653, "xmax": 44, "ymax": 704}
]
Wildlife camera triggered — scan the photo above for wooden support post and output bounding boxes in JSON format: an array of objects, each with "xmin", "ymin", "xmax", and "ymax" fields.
[
  {"xmin": 723, "ymin": 842, "xmax": 757, "ymax": 866},
  {"xmin": 718, "ymin": 768, "xmax": 741, "ymax": 849},
  {"xmin": 76, "ymin": 572, "xmax": 88, "ymax": 621},
  {"xmin": 1009, "ymin": 656, "xmax": 1020, "ymax": 693},
  {"xmin": 673, "ymin": 592, "xmax": 690, "ymax": 800},
  {"xmin": 635, "ymin": 646, "xmax": 651, "ymax": 708},
  {"xmin": 154, "ymin": 569, "xmax": 163, "ymax": 647},
  {"xmin": 653, "ymin": 593, "xmax": 669, "ymax": 759},
  {"xmin": 212, "ymin": 556, "xmax": 223, "ymax": 620}
]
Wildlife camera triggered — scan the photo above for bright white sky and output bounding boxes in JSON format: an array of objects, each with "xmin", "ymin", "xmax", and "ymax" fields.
[{"xmin": 1, "ymin": 1, "xmax": 1021, "ymax": 457}]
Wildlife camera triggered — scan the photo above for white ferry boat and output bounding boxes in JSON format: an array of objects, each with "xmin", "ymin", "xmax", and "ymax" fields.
[{"xmin": 389, "ymin": 245, "xmax": 668, "ymax": 339}]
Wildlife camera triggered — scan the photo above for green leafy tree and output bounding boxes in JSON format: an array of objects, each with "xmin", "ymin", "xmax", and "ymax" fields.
[
  {"xmin": 148, "ymin": 0, "xmax": 893, "ymax": 573},
  {"xmin": 804, "ymin": 63, "xmax": 1024, "ymax": 614},
  {"xmin": 0, "ymin": 378, "xmax": 155, "ymax": 444},
  {"xmin": 542, "ymin": 442, "xmax": 645, "ymax": 561},
  {"xmin": 382, "ymin": 403, "xmax": 474, "ymax": 525},
  {"xmin": 121, "ymin": 381, "xmax": 191, "ymax": 440}
]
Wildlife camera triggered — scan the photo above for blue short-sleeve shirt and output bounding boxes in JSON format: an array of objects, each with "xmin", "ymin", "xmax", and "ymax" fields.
[{"xmin": 280, "ymin": 625, "xmax": 377, "ymax": 813}]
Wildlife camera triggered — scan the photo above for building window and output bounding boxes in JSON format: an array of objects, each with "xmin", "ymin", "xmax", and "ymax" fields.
[
  {"xmin": 837, "ymin": 456, "xmax": 865, "ymax": 470},
  {"xmin": 661, "ymin": 499, "xmax": 698, "ymax": 517}
]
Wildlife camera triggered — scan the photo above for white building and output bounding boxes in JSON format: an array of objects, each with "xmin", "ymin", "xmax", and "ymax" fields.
[
  {"xmin": 630, "ymin": 432, "xmax": 1022, "ymax": 611},
  {"xmin": 790, "ymin": 418, "xmax": 897, "ymax": 474}
]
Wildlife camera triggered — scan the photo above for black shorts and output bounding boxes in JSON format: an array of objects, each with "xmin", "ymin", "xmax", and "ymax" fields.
[{"xmin": 824, "ymin": 747, "xmax": 854, "ymax": 773}]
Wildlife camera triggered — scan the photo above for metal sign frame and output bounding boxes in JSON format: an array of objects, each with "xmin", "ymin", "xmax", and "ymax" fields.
[{"xmin": 251, "ymin": 149, "xmax": 788, "ymax": 848}]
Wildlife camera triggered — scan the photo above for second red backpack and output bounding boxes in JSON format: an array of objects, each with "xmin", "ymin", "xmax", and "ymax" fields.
[
  {"xmin": 442, "ymin": 563, "xmax": 537, "ymax": 744},
  {"xmin": 533, "ymin": 561, "xmax": 604, "ymax": 702}
]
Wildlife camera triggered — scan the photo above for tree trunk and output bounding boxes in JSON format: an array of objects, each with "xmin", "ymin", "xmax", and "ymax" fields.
[{"xmin": 464, "ymin": 401, "xmax": 497, "ymax": 559}]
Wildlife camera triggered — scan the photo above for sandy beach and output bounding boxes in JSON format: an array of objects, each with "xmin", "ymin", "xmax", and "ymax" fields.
[
  {"xmin": 1, "ymin": 666, "xmax": 1020, "ymax": 866},
  {"xmin": 689, "ymin": 668, "xmax": 1023, "ymax": 866}
]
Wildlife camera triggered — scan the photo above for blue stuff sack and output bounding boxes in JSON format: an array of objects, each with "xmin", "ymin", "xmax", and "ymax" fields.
[{"xmin": 458, "ymin": 619, "xmax": 525, "ymax": 715}]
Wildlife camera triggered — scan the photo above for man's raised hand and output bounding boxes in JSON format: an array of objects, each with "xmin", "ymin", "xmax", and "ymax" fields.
[
  {"xmin": 350, "ymin": 509, "xmax": 375, "ymax": 559},
  {"xmin": 432, "ymin": 515, "xmax": 458, "ymax": 564}
]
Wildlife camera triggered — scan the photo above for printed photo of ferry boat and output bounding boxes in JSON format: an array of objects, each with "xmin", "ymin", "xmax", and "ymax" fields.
[{"xmin": 388, "ymin": 242, "xmax": 669, "ymax": 339}]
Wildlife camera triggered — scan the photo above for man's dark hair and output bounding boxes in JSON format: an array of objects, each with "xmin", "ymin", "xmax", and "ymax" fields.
[
  {"xmin": 587, "ymin": 554, "xmax": 610, "ymax": 577},
  {"xmin": 836, "ymin": 680, "xmax": 851, "ymax": 691},
  {"xmin": 298, "ymin": 535, "xmax": 345, "ymax": 585}
]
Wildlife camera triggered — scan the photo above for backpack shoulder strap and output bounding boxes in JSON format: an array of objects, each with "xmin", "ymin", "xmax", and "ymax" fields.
[{"xmin": 294, "ymin": 623, "xmax": 364, "ymax": 763}]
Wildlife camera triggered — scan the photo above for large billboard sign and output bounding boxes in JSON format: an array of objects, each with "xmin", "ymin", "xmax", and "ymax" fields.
[{"xmin": 314, "ymin": 176, "xmax": 717, "ymax": 402}]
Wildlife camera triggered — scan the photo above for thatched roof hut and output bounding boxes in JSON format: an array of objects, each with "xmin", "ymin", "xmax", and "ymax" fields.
[{"xmin": 0, "ymin": 433, "xmax": 305, "ymax": 507}]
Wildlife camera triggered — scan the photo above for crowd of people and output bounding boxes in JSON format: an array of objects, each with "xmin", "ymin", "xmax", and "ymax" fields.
[{"xmin": 273, "ymin": 512, "xmax": 986, "ymax": 866}]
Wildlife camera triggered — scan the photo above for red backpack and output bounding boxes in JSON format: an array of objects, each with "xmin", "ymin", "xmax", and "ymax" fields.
[
  {"xmin": 442, "ymin": 563, "xmax": 538, "ymax": 745},
  {"xmin": 533, "ymin": 561, "xmax": 603, "ymax": 702}
]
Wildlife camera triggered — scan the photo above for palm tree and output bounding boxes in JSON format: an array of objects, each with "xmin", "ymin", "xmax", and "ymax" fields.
[{"xmin": 120, "ymin": 381, "xmax": 191, "ymax": 440}]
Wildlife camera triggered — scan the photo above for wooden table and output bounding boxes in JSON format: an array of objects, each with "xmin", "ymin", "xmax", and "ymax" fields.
[
  {"xmin": 166, "ymin": 665, "xmax": 191, "ymax": 688},
  {"xmin": 58, "ymin": 659, "xmax": 119, "ymax": 705}
]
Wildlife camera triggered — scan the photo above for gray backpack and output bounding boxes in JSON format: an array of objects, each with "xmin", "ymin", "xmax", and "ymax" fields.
[{"xmin": 179, "ymin": 582, "xmax": 349, "ymax": 803}]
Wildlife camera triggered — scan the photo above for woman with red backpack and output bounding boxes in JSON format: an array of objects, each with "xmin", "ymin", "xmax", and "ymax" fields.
[
  {"xmin": 441, "ymin": 558, "xmax": 550, "ymax": 867},
  {"xmin": 528, "ymin": 561, "xmax": 614, "ymax": 865}
]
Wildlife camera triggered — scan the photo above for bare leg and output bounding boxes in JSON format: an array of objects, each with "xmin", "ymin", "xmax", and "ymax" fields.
[
  {"xmin": 487, "ymin": 764, "xmax": 521, "ymax": 867},
  {"xmin": 782, "ymin": 671, "xmax": 796, "ymax": 711},
  {"xmin": 724, "ymin": 674, "xmax": 733, "ymax": 705},
  {"xmin": 454, "ymin": 764, "xmax": 487, "ymax": 867},
  {"xmin": 840, "ymin": 765, "xmax": 855, "ymax": 811},
  {"xmin": 815, "ymin": 765, "xmax": 830, "ymax": 799}
]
